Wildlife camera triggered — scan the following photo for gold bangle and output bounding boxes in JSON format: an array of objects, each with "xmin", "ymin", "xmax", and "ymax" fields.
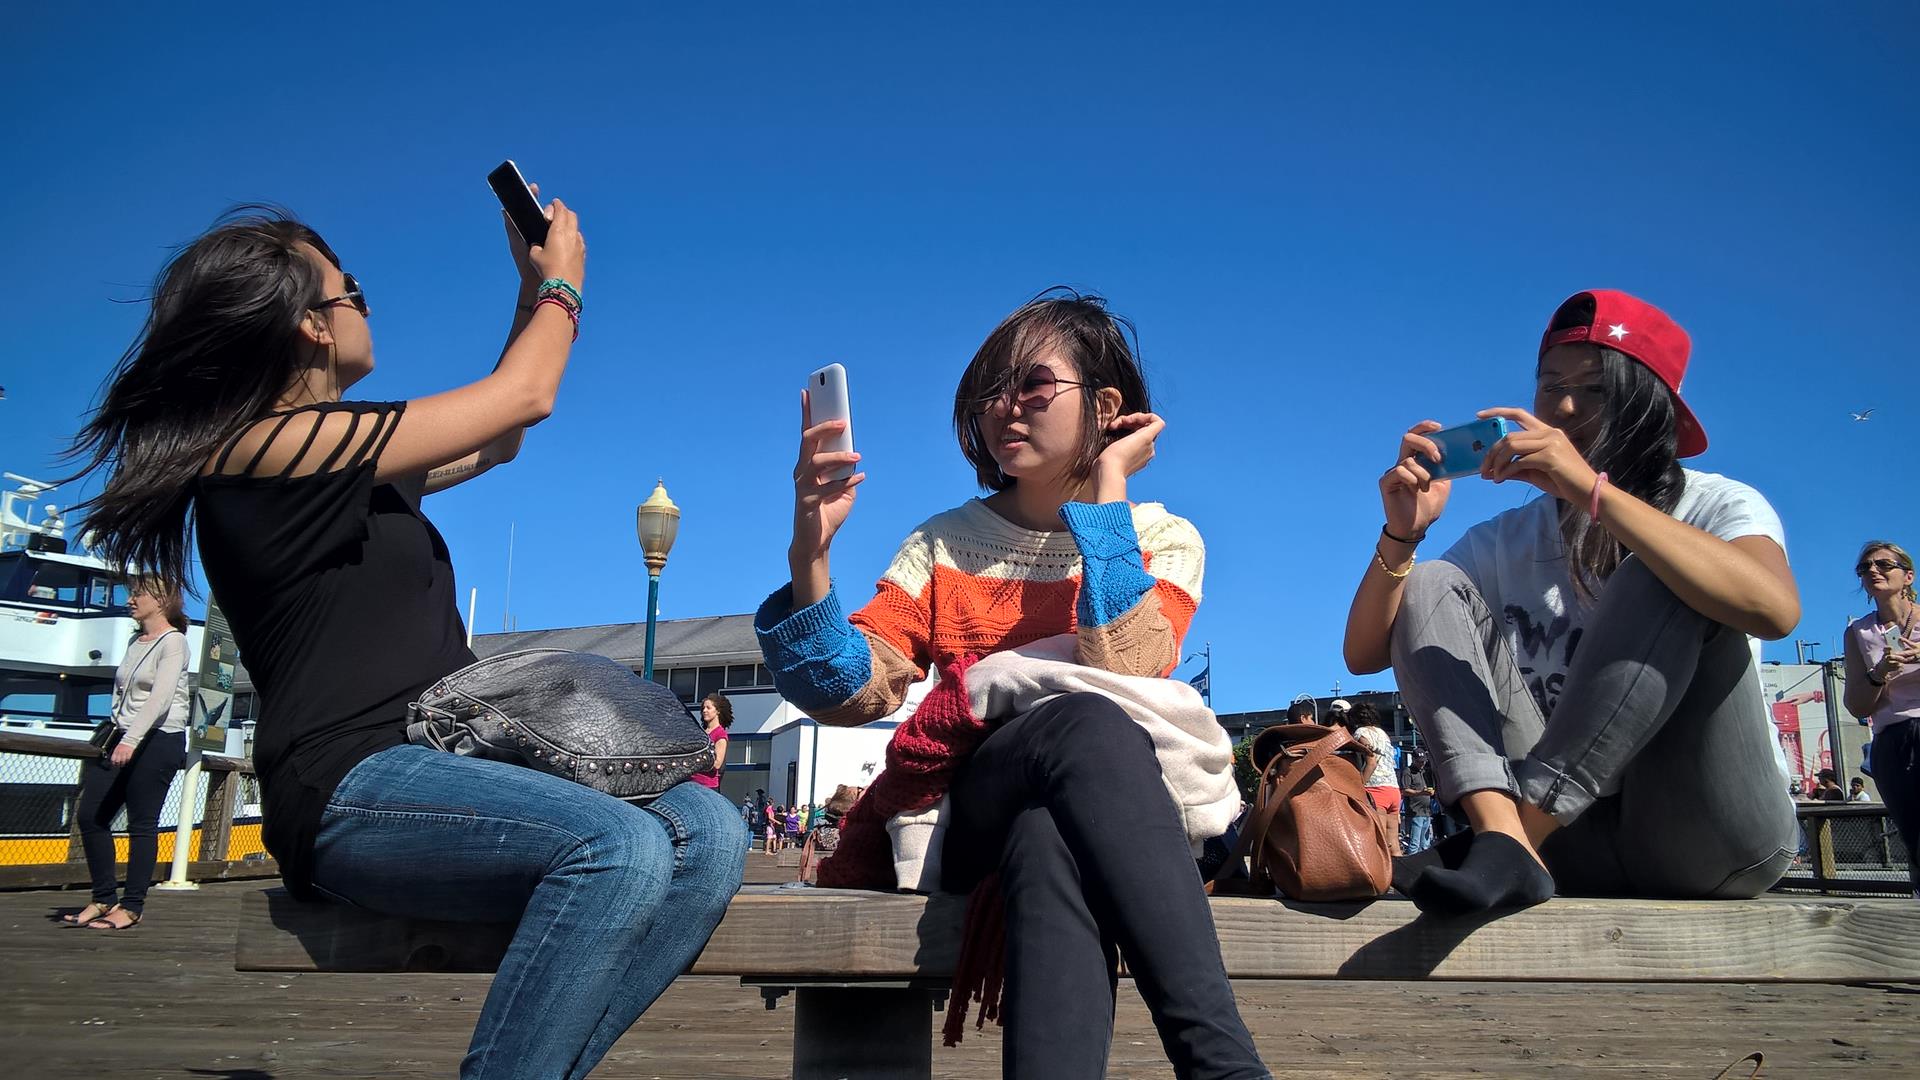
[{"xmin": 1374, "ymin": 545, "xmax": 1415, "ymax": 579}]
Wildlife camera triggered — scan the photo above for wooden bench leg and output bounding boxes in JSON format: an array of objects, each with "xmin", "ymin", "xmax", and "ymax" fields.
[{"xmin": 792, "ymin": 986, "xmax": 934, "ymax": 1080}]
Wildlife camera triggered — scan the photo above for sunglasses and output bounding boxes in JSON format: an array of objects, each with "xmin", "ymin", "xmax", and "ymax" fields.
[
  {"xmin": 1857, "ymin": 558, "xmax": 1909, "ymax": 576},
  {"xmin": 315, "ymin": 272, "xmax": 369, "ymax": 317},
  {"xmin": 970, "ymin": 364, "xmax": 1092, "ymax": 416}
]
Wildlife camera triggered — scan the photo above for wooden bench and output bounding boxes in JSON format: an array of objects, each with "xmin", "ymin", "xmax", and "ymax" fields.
[{"xmin": 237, "ymin": 885, "xmax": 1920, "ymax": 1079}]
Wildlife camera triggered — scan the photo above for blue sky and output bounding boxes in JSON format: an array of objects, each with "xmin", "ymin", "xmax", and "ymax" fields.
[{"xmin": 3, "ymin": 4, "xmax": 1915, "ymax": 712}]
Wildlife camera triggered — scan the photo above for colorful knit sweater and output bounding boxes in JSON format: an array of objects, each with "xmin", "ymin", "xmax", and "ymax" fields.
[{"xmin": 755, "ymin": 498, "xmax": 1205, "ymax": 728}]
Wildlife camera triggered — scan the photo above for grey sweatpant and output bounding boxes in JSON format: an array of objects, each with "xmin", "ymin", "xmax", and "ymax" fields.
[{"xmin": 1390, "ymin": 557, "xmax": 1796, "ymax": 899}]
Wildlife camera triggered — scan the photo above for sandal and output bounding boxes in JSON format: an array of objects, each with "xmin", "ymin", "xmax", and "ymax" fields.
[
  {"xmin": 60, "ymin": 901, "xmax": 113, "ymax": 926},
  {"xmin": 85, "ymin": 906, "xmax": 141, "ymax": 931}
]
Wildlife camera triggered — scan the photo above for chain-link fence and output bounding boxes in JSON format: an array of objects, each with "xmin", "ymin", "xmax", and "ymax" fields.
[
  {"xmin": 1775, "ymin": 805, "xmax": 1912, "ymax": 896},
  {"xmin": 0, "ymin": 729, "xmax": 270, "ymax": 884}
]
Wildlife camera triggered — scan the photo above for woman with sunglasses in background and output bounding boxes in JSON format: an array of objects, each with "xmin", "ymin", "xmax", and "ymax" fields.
[
  {"xmin": 1344, "ymin": 290, "xmax": 1800, "ymax": 914},
  {"xmin": 62, "ymin": 577, "xmax": 190, "ymax": 931},
  {"xmin": 65, "ymin": 197, "xmax": 744, "ymax": 1080},
  {"xmin": 757, "ymin": 290, "xmax": 1268, "ymax": 1079},
  {"xmin": 1843, "ymin": 541, "xmax": 1920, "ymax": 897}
]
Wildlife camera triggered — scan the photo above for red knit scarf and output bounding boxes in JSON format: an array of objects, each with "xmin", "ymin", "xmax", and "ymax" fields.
[
  {"xmin": 816, "ymin": 653, "xmax": 987, "ymax": 891},
  {"xmin": 813, "ymin": 653, "xmax": 1009, "ymax": 1044}
]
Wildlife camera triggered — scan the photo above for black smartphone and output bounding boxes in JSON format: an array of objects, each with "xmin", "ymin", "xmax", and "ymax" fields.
[{"xmin": 487, "ymin": 160, "xmax": 549, "ymax": 247}]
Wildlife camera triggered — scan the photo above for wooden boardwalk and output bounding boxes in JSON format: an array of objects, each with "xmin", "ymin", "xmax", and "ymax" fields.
[{"xmin": 5, "ymin": 854, "xmax": 1918, "ymax": 1078}]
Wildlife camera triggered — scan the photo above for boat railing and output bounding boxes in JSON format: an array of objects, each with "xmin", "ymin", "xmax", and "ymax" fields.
[{"xmin": 0, "ymin": 729, "xmax": 274, "ymax": 887}]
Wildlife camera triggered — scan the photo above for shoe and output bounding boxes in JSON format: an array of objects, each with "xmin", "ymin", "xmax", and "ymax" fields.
[
  {"xmin": 85, "ymin": 905, "xmax": 141, "ymax": 931},
  {"xmin": 60, "ymin": 901, "xmax": 113, "ymax": 926}
]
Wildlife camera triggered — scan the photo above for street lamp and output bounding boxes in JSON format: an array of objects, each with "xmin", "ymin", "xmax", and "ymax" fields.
[{"xmin": 635, "ymin": 479, "xmax": 681, "ymax": 680}]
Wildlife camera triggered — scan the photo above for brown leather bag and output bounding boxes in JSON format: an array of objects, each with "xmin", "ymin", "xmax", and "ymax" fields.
[{"xmin": 1211, "ymin": 723, "xmax": 1393, "ymax": 901}]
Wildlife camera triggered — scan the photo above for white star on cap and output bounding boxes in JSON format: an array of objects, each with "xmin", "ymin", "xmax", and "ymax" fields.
[{"xmin": 1607, "ymin": 323, "xmax": 1630, "ymax": 341}]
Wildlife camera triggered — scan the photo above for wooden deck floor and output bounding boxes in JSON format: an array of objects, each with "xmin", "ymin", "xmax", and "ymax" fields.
[{"xmin": 5, "ymin": 853, "xmax": 1918, "ymax": 1078}]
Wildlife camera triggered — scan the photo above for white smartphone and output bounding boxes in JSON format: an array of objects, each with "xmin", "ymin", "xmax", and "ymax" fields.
[{"xmin": 806, "ymin": 363, "xmax": 856, "ymax": 481}]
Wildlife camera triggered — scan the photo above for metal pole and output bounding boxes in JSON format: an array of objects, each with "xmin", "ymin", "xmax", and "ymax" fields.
[
  {"xmin": 466, "ymin": 587, "xmax": 477, "ymax": 648},
  {"xmin": 1204, "ymin": 641, "xmax": 1213, "ymax": 708},
  {"xmin": 643, "ymin": 572, "xmax": 661, "ymax": 679},
  {"xmin": 1821, "ymin": 658, "xmax": 1847, "ymax": 781},
  {"xmin": 151, "ymin": 750, "xmax": 203, "ymax": 892},
  {"xmin": 806, "ymin": 718, "xmax": 821, "ymax": 813}
]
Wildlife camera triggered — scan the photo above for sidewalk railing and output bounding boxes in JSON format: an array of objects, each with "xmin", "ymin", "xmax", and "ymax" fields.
[
  {"xmin": 0, "ymin": 729, "xmax": 275, "ymax": 889},
  {"xmin": 1774, "ymin": 803, "xmax": 1911, "ymax": 896}
]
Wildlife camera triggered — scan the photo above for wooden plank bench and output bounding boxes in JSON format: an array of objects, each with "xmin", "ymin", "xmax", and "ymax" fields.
[{"xmin": 239, "ymin": 886, "xmax": 1920, "ymax": 1079}]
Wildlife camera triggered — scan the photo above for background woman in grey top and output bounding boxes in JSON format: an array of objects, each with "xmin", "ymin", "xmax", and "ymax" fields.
[{"xmin": 63, "ymin": 578, "xmax": 191, "ymax": 930}]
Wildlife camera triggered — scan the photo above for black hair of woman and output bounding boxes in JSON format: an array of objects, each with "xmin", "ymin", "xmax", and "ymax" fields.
[
  {"xmin": 1542, "ymin": 294, "xmax": 1686, "ymax": 600},
  {"xmin": 951, "ymin": 287, "xmax": 1151, "ymax": 492},
  {"xmin": 65, "ymin": 207, "xmax": 344, "ymax": 591}
]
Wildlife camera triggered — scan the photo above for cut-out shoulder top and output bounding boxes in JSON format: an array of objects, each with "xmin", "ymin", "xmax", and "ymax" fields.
[{"xmin": 194, "ymin": 401, "xmax": 475, "ymax": 899}]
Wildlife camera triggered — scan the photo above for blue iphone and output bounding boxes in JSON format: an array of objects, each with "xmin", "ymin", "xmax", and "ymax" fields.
[{"xmin": 1418, "ymin": 417, "xmax": 1513, "ymax": 480}]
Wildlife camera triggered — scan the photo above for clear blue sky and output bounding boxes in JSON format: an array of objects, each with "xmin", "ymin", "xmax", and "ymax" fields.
[{"xmin": 3, "ymin": 4, "xmax": 1914, "ymax": 712}]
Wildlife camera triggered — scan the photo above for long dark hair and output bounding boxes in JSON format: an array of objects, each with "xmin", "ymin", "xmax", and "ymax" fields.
[
  {"xmin": 952, "ymin": 288, "xmax": 1151, "ymax": 491},
  {"xmin": 65, "ymin": 208, "xmax": 341, "ymax": 590},
  {"xmin": 1552, "ymin": 348, "xmax": 1687, "ymax": 601},
  {"xmin": 702, "ymin": 691, "xmax": 735, "ymax": 730}
]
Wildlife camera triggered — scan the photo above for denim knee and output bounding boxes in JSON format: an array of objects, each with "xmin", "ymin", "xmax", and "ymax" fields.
[{"xmin": 560, "ymin": 803, "xmax": 674, "ymax": 910}]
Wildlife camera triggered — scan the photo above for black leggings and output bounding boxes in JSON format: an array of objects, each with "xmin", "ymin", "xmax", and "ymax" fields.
[
  {"xmin": 941, "ymin": 692, "xmax": 1268, "ymax": 1080},
  {"xmin": 1871, "ymin": 719, "xmax": 1920, "ymax": 895},
  {"xmin": 76, "ymin": 730, "xmax": 186, "ymax": 913}
]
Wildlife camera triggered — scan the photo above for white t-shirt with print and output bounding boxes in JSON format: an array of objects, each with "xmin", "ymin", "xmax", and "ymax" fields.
[
  {"xmin": 1437, "ymin": 469, "xmax": 1791, "ymax": 778},
  {"xmin": 1351, "ymin": 725, "xmax": 1399, "ymax": 788}
]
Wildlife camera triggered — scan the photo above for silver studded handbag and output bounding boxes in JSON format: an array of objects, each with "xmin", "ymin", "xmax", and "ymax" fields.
[{"xmin": 404, "ymin": 649, "xmax": 715, "ymax": 802}]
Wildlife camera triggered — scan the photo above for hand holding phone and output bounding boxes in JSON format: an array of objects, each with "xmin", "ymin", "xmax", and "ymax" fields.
[
  {"xmin": 806, "ymin": 364, "xmax": 856, "ymax": 481},
  {"xmin": 1418, "ymin": 417, "xmax": 1515, "ymax": 481},
  {"xmin": 488, "ymin": 160, "xmax": 550, "ymax": 248}
]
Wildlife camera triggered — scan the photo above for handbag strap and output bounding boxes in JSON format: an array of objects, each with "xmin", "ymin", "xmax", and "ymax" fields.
[
  {"xmin": 1211, "ymin": 730, "xmax": 1356, "ymax": 887},
  {"xmin": 111, "ymin": 629, "xmax": 180, "ymax": 724}
]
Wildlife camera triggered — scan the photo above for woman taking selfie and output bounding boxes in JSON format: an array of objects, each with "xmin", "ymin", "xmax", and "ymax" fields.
[
  {"xmin": 756, "ymin": 291, "xmax": 1267, "ymax": 1079},
  {"xmin": 67, "ymin": 196, "xmax": 743, "ymax": 1079},
  {"xmin": 1843, "ymin": 540, "xmax": 1919, "ymax": 895},
  {"xmin": 1343, "ymin": 290, "xmax": 1799, "ymax": 914},
  {"xmin": 63, "ymin": 579, "xmax": 190, "ymax": 931}
]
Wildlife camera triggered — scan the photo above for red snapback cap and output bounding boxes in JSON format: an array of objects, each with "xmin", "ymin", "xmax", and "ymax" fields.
[{"xmin": 1539, "ymin": 289, "xmax": 1706, "ymax": 458}]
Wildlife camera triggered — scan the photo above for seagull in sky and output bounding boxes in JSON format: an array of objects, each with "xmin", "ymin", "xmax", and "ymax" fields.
[{"xmin": 1851, "ymin": 409, "xmax": 1875, "ymax": 422}]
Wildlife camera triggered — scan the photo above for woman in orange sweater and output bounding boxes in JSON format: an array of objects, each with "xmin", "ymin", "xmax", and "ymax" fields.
[{"xmin": 756, "ymin": 290, "xmax": 1267, "ymax": 1080}]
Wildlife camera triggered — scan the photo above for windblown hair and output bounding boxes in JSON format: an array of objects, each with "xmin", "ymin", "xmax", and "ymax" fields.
[
  {"xmin": 952, "ymin": 288, "xmax": 1151, "ymax": 491},
  {"xmin": 65, "ymin": 208, "xmax": 340, "ymax": 591},
  {"xmin": 1349, "ymin": 702, "xmax": 1383, "ymax": 730},
  {"xmin": 1857, "ymin": 540, "xmax": 1916, "ymax": 603},
  {"xmin": 702, "ymin": 691, "xmax": 735, "ymax": 730},
  {"xmin": 130, "ymin": 575, "xmax": 190, "ymax": 633},
  {"xmin": 1543, "ymin": 296, "xmax": 1687, "ymax": 601}
]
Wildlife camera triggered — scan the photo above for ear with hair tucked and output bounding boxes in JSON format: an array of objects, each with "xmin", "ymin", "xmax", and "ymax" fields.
[
  {"xmin": 1095, "ymin": 385, "xmax": 1124, "ymax": 426},
  {"xmin": 298, "ymin": 308, "xmax": 334, "ymax": 347}
]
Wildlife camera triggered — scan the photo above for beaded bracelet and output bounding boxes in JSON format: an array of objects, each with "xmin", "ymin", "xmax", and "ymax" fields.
[
  {"xmin": 535, "ymin": 284, "xmax": 580, "ymax": 316},
  {"xmin": 534, "ymin": 296, "xmax": 580, "ymax": 341},
  {"xmin": 1374, "ymin": 544, "xmax": 1415, "ymax": 579},
  {"xmin": 538, "ymin": 278, "xmax": 583, "ymax": 310}
]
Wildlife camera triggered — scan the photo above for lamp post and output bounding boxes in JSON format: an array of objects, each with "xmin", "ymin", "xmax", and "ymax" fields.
[{"xmin": 635, "ymin": 480, "xmax": 681, "ymax": 680}]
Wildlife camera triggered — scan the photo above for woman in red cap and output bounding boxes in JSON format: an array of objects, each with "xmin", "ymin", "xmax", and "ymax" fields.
[{"xmin": 1342, "ymin": 290, "xmax": 1800, "ymax": 913}]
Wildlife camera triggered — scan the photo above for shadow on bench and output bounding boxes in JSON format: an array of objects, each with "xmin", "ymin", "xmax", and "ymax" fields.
[{"xmin": 238, "ymin": 886, "xmax": 1920, "ymax": 1079}]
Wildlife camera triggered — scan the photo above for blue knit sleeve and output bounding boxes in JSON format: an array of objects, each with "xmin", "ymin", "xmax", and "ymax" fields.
[
  {"xmin": 753, "ymin": 583, "xmax": 874, "ymax": 711},
  {"xmin": 1059, "ymin": 501, "xmax": 1158, "ymax": 629}
]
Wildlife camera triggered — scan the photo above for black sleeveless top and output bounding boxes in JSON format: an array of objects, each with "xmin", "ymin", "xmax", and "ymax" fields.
[{"xmin": 194, "ymin": 401, "xmax": 475, "ymax": 898}]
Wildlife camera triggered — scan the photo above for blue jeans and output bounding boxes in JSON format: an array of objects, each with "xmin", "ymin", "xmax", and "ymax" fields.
[
  {"xmin": 1404, "ymin": 813, "xmax": 1433, "ymax": 855},
  {"xmin": 309, "ymin": 744, "xmax": 746, "ymax": 1080}
]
